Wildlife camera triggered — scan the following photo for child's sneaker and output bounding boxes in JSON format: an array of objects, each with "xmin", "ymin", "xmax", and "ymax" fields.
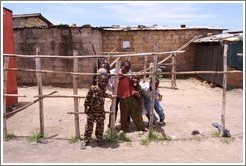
[
  {"xmin": 80, "ymin": 141, "xmax": 87, "ymax": 150},
  {"xmin": 95, "ymin": 139, "xmax": 104, "ymax": 146},
  {"xmin": 158, "ymin": 119, "xmax": 166, "ymax": 125},
  {"xmin": 147, "ymin": 121, "xmax": 157, "ymax": 128}
]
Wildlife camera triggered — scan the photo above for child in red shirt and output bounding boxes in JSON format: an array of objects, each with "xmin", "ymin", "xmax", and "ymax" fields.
[{"xmin": 117, "ymin": 60, "xmax": 146, "ymax": 132}]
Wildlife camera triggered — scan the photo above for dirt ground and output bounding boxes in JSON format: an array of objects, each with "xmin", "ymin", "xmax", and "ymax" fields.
[{"xmin": 2, "ymin": 77, "xmax": 244, "ymax": 164}]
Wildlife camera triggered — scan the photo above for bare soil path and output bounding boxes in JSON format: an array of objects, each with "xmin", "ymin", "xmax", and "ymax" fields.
[{"xmin": 2, "ymin": 78, "xmax": 244, "ymax": 164}]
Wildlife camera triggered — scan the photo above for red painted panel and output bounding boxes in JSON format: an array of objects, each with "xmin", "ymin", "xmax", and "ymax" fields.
[{"xmin": 3, "ymin": 8, "xmax": 18, "ymax": 107}]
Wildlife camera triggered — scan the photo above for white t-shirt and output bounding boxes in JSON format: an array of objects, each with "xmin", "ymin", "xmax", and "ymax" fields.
[
  {"xmin": 108, "ymin": 68, "xmax": 131, "ymax": 92},
  {"xmin": 140, "ymin": 82, "xmax": 160, "ymax": 99}
]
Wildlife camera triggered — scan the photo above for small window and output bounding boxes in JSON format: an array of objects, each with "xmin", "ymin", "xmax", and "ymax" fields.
[{"xmin": 121, "ymin": 40, "xmax": 131, "ymax": 52}]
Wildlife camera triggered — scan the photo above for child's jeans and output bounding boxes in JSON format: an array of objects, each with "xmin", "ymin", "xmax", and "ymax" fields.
[{"xmin": 144, "ymin": 97, "xmax": 165, "ymax": 122}]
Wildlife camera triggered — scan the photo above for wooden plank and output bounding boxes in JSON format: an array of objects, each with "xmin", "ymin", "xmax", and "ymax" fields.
[
  {"xmin": 203, "ymin": 45, "xmax": 209, "ymax": 80},
  {"xmin": 193, "ymin": 45, "xmax": 199, "ymax": 71},
  {"xmin": 196, "ymin": 45, "xmax": 203, "ymax": 78},
  {"xmin": 213, "ymin": 45, "xmax": 220, "ymax": 85},
  {"xmin": 217, "ymin": 46, "xmax": 224, "ymax": 86},
  {"xmin": 200, "ymin": 45, "xmax": 207, "ymax": 80},
  {"xmin": 207, "ymin": 45, "xmax": 213, "ymax": 77},
  {"xmin": 209, "ymin": 45, "xmax": 217, "ymax": 83},
  {"xmin": 212, "ymin": 45, "xmax": 223, "ymax": 86},
  {"xmin": 206, "ymin": 45, "xmax": 212, "ymax": 81}
]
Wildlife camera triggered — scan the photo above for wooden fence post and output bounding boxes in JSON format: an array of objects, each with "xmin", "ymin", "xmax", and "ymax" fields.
[
  {"xmin": 143, "ymin": 55, "xmax": 148, "ymax": 82},
  {"xmin": 3, "ymin": 57, "xmax": 10, "ymax": 140},
  {"xmin": 171, "ymin": 53, "xmax": 177, "ymax": 89},
  {"xmin": 73, "ymin": 50, "xmax": 80, "ymax": 138},
  {"xmin": 110, "ymin": 61, "xmax": 121, "ymax": 134},
  {"xmin": 221, "ymin": 44, "xmax": 228, "ymax": 133},
  {"xmin": 35, "ymin": 47, "xmax": 44, "ymax": 135},
  {"xmin": 149, "ymin": 45, "xmax": 158, "ymax": 134}
]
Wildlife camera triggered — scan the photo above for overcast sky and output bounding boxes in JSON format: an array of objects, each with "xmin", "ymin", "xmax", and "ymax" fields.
[{"xmin": 2, "ymin": 1, "xmax": 244, "ymax": 31}]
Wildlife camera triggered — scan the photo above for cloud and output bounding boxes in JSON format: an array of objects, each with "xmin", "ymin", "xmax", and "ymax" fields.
[
  {"xmin": 43, "ymin": 2, "xmax": 217, "ymax": 26},
  {"xmin": 4, "ymin": 2, "xmax": 242, "ymax": 30},
  {"xmin": 99, "ymin": 3, "xmax": 216, "ymax": 26}
]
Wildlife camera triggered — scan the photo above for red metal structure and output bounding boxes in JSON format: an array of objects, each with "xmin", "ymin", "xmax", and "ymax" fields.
[{"xmin": 3, "ymin": 7, "xmax": 18, "ymax": 107}]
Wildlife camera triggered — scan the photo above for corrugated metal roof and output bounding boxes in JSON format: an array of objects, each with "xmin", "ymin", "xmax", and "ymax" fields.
[
  {"xmin": 194, "ymin": 33, "xmax": 243, "ymax": 43},
  {"xmin": 224, "ymin": 36, "xmax": 240, "ymax": 42},
  {"xmin": 13, "ymin": 13, "xmax": 53, "ymax": 26},
  {"xmin": 3, "ymin": 7, "xmax": 12, "ymax": 13},
  {"xmin": 13, "ymin": 13, "xmax": 42, "ymax": 18},
  {"xmin": 101, "ymin": 25, "xmax": 225, "ymax": 31}
]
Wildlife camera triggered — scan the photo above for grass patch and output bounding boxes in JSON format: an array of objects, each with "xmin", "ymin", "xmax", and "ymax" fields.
[
  {"xmin": 211, "ymin": 130, "xmax": 234, "ymax": 144},
  {"xmin": 220, "ymin": 137, "xmax": 234, "ymax": 144},
  {"xmin": 140, "ymin": 138, "xmax": 150, "ymax": 146},
  {"xmin": 5, "ymin": 131, "xmax": 16, "ymax": 141},
  {"xmin": 159, "ymin": 134, "xmax": 173, "ymax": 141},
  {"xmin": 68, "ymin": 135, "xmax": 79, "ymax": 143},
  {"xmin": 192, "ymin": 135, "xmax": 203, "ymax": 142},
  {"xmin": 140, "ymin": 130, "xmax": 170, "ymax": 146},
  {"xmin": 103, "ymin": 130, "xmax": 131, "ymax": 143},
  {"xmin": 148, "ymin": 131, "xmax": 160, "ymax": 142},
  {"xmin": 126, "ymin": 142, "xmax": 133, "ymax": 147},
  {"xmin": 211, "ymin": 130, "xmax": 220, "ymax": 137},
  {"xmin": 28, "ymin": 131, "xmax": 45, "ymax": 143}
]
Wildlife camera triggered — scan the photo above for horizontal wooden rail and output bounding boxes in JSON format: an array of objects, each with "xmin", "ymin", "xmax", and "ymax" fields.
[
  {"xmin": 34, "ymin": 94, "xmax": 116, "ymax": 99},
  {"xmin": 34, "ymin": 95, "xmax": 86, "ymax": 98},
  {"xmin": 3, "ymin": 50, "xmax": 185, "ymax": 59},
  {"xmin": 3, "ymin": 94, "xmax": 26, "ymax": 97},
  {"xmin": 3, "ymin": 91, "xmax": 57, "ymax": 118},
  {"xmin": 4, "ymin": 67, "xmax": 243, "ymax": 76},
  {"xmin": 67, "ymin": 111, "xmax": 113, "ymax": 114}
]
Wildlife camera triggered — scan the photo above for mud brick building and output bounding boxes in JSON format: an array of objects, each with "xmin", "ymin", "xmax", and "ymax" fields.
[{"xmin": 13, "ymin": 14, "xmax": 224, "ymax": 88}]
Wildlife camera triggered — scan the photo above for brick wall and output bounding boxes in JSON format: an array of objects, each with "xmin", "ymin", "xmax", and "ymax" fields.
[
  {"xmin": 14, "ymin": 26, "xmax": 223, "ymax": 87},
  {"xmin": 102, "ymin": 29, "xmax": 223, "ymax": 73},
  {"xmin": 14, "ymin": 26, "xmax": 102, "ymax": 88}
]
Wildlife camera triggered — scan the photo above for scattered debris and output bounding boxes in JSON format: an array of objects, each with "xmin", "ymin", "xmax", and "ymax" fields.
[
  {"xmin": 222, "ymin": 129, "xmax": 231, "ymax": 137},
  {"xmin": 211, "ymin": 122, "xmax": 231, "ymax": 137},
  {"xmin": 191, "ymin": 130, "xmax": 204, "ymax": 136},
  {"xmin": 170, "ymin": 135, "xmax": 177, "ymax": 140},
  {"xmin": 39, "ymin": 138, "xmax": 48, "ymax": 144},
  {"xmin": 212, "ymin": 122, "xmax": 222, "ymax": 131}
]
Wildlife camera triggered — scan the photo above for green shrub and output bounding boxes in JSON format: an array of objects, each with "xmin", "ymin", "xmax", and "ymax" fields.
[
  {"xmin": 68, "ymin": 135, "xmax": 79, "ymax": 143},
  {"xmin": 221, "ymin": 137, "xmax": 234, "ymax": 144},
  {"xmin": 5, "ymin": 131, "xmax": 16, "ymax": 141},
  {"xmin": 103, "ymin": 130, "xmax": 131, "ymax": 143},
  {"xmin": 28, "ymin": 131, "xmax": 45, "ymax": 143},
  {"xmin": 140, "ymin": 130, "xmax": 170, "ymax": 146},
  {"xmin": 211, "ymin": 130, "xmax": 220, "ymax": 137}
]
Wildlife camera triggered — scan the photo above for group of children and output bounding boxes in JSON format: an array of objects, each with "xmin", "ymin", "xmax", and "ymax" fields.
[{"xmin": 80, "ymin": 60, "xmax": 166, "ymax": 149}]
